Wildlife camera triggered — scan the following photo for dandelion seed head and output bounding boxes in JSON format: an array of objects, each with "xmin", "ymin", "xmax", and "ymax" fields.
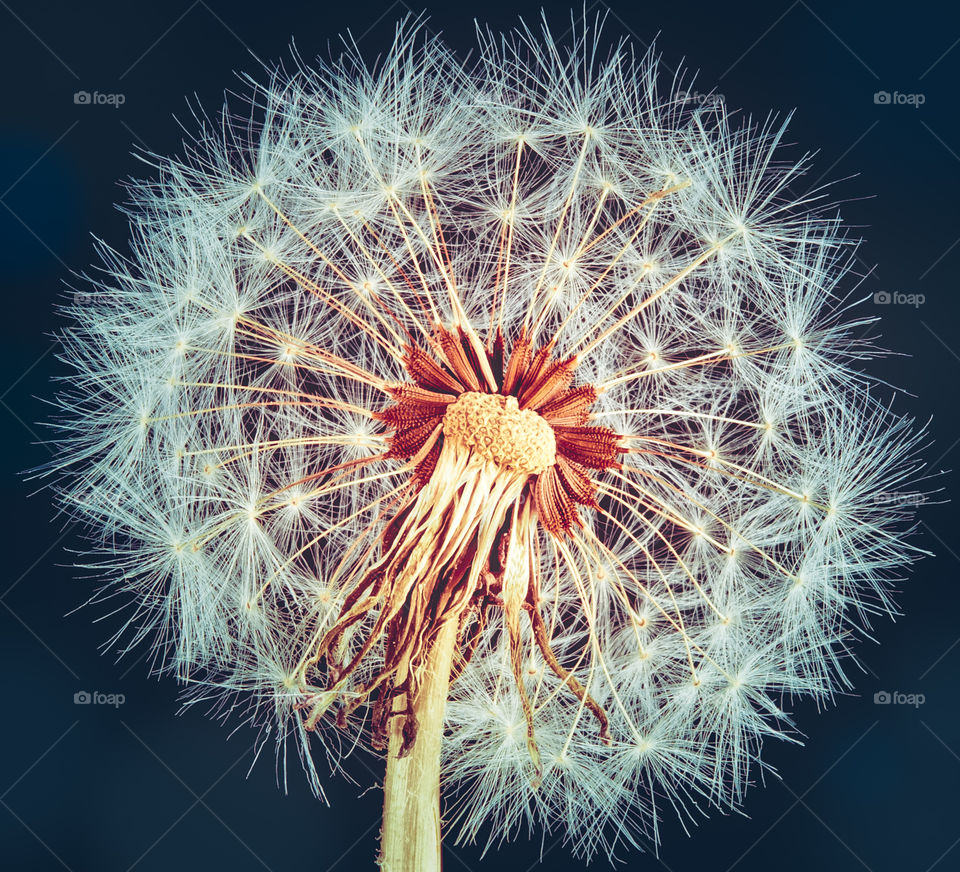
[{"xmin": 46, "ymin": 12, "xmax": 927, "ymax": 863}]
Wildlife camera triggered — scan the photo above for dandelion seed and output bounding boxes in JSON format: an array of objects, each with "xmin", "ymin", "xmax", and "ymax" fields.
[{"xmin": 46, "ymin": 13, "xmax": 925, "ymax": 869}]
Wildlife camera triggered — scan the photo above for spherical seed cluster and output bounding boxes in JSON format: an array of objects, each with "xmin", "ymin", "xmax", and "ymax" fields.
[
  {"xmin": 46, "ymin": 15, "xmax": 926, "ymax": 864},
  {"xmin": 442, "ymin": 393, "xmax": 556, "ymax": 476}
]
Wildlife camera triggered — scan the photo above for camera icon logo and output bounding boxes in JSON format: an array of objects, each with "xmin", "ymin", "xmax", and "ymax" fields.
[
  {"xmin": 74, "ymin": 91, "xmax": 91, "ymax": 105},
  {"xmin": 873, "ymin": 291, "xmax": 891, "ymax": 305},
  {"xmin": 874, "ymin": 91, "xmax": 891, "ymax": 105},
  {"xmin": 74, "ymin": 690, "xmax": 92, "ymax": 704},
  {"xmin": 873, "ymin": 690, "xmax": 892, "ymax": 704}
]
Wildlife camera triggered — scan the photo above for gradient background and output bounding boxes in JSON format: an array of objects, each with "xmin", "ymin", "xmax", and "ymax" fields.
[{"xmin": 1, "ymin": 1, "xmax": 957, "ymax": 870}]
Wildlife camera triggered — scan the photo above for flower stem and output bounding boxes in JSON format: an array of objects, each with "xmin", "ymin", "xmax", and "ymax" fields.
[{"xmin": 379, "ymin": 617, "xmax": 458, "ymax": 872}]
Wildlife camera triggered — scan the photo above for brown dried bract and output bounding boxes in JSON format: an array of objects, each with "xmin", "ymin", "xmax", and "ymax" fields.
[
  {"xmin": 380, "ymin": 324, "xmax": 622, "ymax": 535},
  {"xmin": 303, "ymin": 324, "xmax": 622, "ymax": 762}
]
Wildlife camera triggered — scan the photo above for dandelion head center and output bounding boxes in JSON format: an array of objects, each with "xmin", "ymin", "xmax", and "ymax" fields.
[
  {"xmin": 376, "ymin": 325, "xmax": 624, "ymax": 537},
  {"xmin": 442, "ymin": 392, "xmax": 556, "ymax": 475}
]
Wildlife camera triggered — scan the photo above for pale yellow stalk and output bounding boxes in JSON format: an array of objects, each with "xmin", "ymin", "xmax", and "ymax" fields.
[{"xmin": 379, "ymin": 618, "xmax": 459, "ymax": 872}]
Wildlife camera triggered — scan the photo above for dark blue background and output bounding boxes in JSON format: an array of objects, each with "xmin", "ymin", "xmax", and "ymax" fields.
[{"xmin": 1, "ymin": 1, "xmax": 956, "ymax": 870}]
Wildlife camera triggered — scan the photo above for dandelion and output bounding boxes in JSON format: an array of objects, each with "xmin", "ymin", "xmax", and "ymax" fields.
[{"xmin": 48, "ymin": 14, "xmax": 925, "ymax": 868}]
